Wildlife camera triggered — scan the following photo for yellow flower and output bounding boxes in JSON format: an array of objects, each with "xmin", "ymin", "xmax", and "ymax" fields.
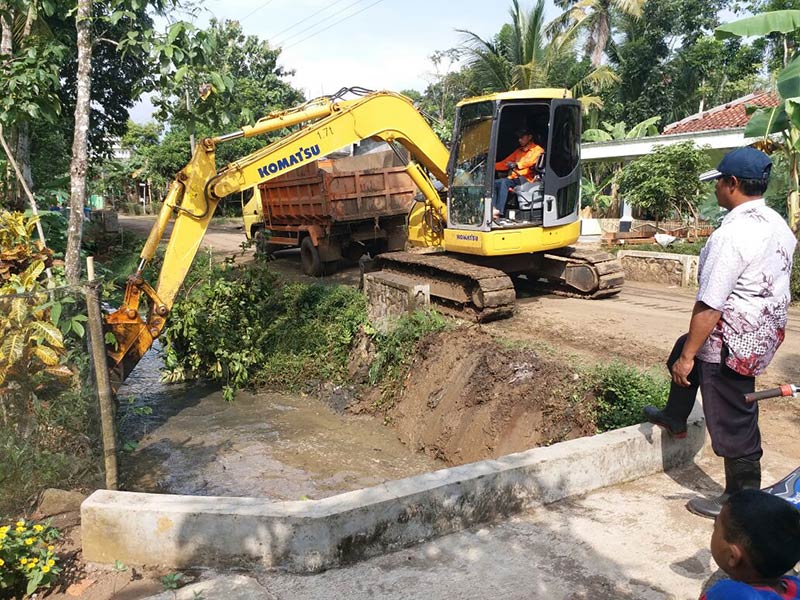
[
  {"xmin": 42, "ymin": 565, "xmax": 50, "ymax": 573},
  {"xmin": 47, "ymin": 559, "xmax": 55, "ymax": 567},
  {"xmin": 15, "ymin": 520, "xmax": 24, "ymax": 527},
  {"xmin": 0, "ymin": 558, "xmax": 5, "ymax": 566},
  {"xmin": 47, "ymin": 545, "xmax": 54, "ymax": 552},
  {"xmin": 15, "ymin": 527, "xmax": 25, "ymax": 533},
  {"xmin": 32, "ymin": 524, "xmax": 43, "ymax": 533},
  {"xmin": 20, "ymin": 558, "xmax": 27, "ymax": 565},
  {"xmin": 0, "ymin": 526, "xmax": 8, "ymax": 533},
  {"xmin": 25, "ymin": 537, "xmax": 35, "ymax": 545}
]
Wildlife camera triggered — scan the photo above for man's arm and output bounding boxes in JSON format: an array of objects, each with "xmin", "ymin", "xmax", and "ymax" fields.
[
  {"xmin": 514, "ymin": 144, "xmax": 544, "ymax": 170},
  {"xmin": 672, "ymin": 301, "xmax": 722, "ymax": 386},
  {"xmin": 495, "ymin": 149, "xmax": 519, "ymax": 171}
]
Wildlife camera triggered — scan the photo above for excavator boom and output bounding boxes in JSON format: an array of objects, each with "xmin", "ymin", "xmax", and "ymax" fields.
[{"xmin": 105, "ymin": 90, "xmax": 451, "ymax": 386}]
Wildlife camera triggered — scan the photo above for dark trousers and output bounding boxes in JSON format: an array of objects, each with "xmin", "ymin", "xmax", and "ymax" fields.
[
  {"xmin": 663, "ymin": 334, "xmax": 760, "ymax": 460},
  {"xmin": 493, "ymin": 176, "xmax": 526, "ymax": 215}
]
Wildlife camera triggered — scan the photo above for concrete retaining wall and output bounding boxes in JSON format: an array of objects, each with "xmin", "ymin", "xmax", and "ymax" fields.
[
  {"xmin": 617, "ymin": 250, "xmax": 699, "ymax": 287},
  {"xmin": 82, "ymin": 412, "xmax": 705, "ymax": 573},
  {"xmin": 362, "ymin": 271, "xmax": 430, "ymax": 334}
]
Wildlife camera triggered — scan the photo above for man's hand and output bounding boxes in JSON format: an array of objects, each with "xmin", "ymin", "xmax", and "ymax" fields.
[
  {"xmin": 671, "ymin": 355, "xmax": 694, "ymax": 387},
  {"xmin": 506, "ymin": 161, "xmax": 518, "ymax": 169}
]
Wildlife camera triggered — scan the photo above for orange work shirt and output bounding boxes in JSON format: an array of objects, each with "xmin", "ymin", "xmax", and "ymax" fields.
[{"xmin": 495, "ymin": 143, "xmax": 544, "ymax": 182}]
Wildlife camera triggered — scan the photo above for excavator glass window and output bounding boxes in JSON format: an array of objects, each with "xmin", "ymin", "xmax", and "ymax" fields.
[
  {"xmin": 550, "ymin": 105, "xmax": 580, "ymax": 178},
  {"xmin": 449, "ymin": 101, "xmax": 494, "ymax": 227}
]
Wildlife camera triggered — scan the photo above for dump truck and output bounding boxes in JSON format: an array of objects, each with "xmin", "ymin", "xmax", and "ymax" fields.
[{"xmin": 242, "ymin": 150, "xmax": 417, "ymax": 276}]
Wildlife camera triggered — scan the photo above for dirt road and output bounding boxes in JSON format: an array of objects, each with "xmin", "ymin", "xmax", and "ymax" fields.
[{"xmin": 118, "ymin": 214, "xmax": 800, "ymax": 388}]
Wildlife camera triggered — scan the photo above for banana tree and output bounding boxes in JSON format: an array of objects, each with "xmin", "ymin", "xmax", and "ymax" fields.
[
  {"xmin": 581, "ymin": 116, "xmax": 660, "ymax": 215},
  {"xmin": 716, "ymin": 10, "xmax": 800, "ymax": 231}
]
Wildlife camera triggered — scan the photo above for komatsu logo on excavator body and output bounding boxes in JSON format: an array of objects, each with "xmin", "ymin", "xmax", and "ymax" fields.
[
  {"xmin": 456, "ymin": 234, "xmax": 479, "ymax": 242},
  {"xmin": 257, "ymin": 144, "xmax": 321, "ymax": 178}
]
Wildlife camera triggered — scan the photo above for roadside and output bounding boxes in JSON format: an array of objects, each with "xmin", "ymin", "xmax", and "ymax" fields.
[{"xmin": 47, "ymin": 216, "xmax": 796, "ymax": 600}]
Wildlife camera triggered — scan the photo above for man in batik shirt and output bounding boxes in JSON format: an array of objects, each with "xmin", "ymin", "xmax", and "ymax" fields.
[{"xmin": 644, "ymin": 146, "xmax": 796, "ymax": 519}]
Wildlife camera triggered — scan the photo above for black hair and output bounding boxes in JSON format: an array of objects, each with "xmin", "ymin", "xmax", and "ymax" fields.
[
  {"xmin": 720, "ymin": 176, "xmax": 769, "ymax": 197},
  {"xmin": 723, "ymin": 490, "xmax": 800, "ymax": 579}
]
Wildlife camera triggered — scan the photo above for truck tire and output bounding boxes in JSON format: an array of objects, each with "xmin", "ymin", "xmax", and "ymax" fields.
[{"xmin": 300, "ymin": 236, "xmax": 323, "ymax": 276}]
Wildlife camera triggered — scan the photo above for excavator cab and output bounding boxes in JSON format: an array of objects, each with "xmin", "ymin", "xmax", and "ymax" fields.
[{"xmin": 445, "ymin": 90, "xmax": 581, "ymax": 250}]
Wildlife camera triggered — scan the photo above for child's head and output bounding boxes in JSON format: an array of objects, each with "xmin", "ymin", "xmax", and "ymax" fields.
[{"xmin": 711, "ymin": 489, "xmax": 800, "ymax": 580}]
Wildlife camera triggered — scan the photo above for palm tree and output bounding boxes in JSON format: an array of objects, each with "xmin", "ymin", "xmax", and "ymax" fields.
[
  {"xmin": 457, "ymin": 0, "xmax": 618, "ymax": 111},
  {"xmin": 553, "ymin": 0, "xmax": 645, "ymax": 68}
]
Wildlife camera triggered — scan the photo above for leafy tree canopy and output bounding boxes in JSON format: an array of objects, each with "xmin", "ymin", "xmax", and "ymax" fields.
[
  {"xmin": 147, "ymin": 18, "xmax": 304, "ymax": 139},
  {"xmin": 618, "ymin": 141, "xmax": 711, "ymax": 223}
]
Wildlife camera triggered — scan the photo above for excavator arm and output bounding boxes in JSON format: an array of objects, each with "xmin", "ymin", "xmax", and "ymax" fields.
[{"xmin": 105, "ymin": 90, "xmax": 451, "ymax": 386}]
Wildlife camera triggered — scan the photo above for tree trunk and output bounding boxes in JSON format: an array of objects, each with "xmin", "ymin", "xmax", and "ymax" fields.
[
  {"xmin": 15, "ymin": 121, "xmax": 32, "ymax": 203},
  {"xmin": 13, "ymin": 3, "xmax": 36, "ymax": 205},
  {"xmin": 1, "ymin": 5, "xmax": 15, "ymax": 209},
  {"xmin": 65, "ymin": 0, "xmax": 93, "ymax": 284}
]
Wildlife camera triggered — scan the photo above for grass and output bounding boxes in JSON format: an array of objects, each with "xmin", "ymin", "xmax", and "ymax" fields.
[{"xmin": 608, "ymin": 240, "xmax": 706, "ymax": 256}]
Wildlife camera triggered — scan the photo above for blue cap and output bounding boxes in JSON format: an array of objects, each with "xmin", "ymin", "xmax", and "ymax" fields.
[{"xmin": 699, "ymin": 147, "xmax": 772, "ymax": 182}]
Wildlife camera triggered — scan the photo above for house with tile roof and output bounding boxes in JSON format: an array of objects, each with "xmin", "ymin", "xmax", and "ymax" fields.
[
  {"xmin": 662, "ymin": 91, "xmax": 779, "ymax": 134},
  {"xmin": 582, "ymin": 90, "xmax": 780, "ymax": 163},
  {"xmin": 579, "ymin": 91, "xmax": 781, "ymax": 233}
]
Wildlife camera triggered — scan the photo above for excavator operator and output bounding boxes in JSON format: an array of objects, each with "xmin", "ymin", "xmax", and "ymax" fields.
[{"xmin": 492, "ymin": 128, "xmax": 544, "ymax": 223}]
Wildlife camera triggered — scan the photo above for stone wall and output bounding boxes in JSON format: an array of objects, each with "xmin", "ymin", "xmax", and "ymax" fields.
[
  {"xmin": 617, "ymin": 250, "xmax": 699, "ymax": 287},
  {"xmin": 362, "ymin": 271, "xmax": 430, "ymax": 333}
]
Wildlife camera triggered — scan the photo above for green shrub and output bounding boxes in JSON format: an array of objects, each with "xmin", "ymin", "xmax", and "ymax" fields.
[
  {"xmin": 368, "ymin": 310, "xmax": 450, "ymax": 387},
  {"xmin": 792, "ymin": 247, "xmax": 800, "ymax": 303},
  {"xmin": 590, "ymin": 362, "xmax": 669, "ymax": 432},
  {"xmin": 162, "ymin": 263, "xmax": 368, "ymax": 400}
]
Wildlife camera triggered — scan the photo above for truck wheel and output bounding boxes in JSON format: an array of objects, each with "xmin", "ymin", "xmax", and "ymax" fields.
[{"xmin": 300, "ymin": 236, "xmax": 322, "ymax": 276}]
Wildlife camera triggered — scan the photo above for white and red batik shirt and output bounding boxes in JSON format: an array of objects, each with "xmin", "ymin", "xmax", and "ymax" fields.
[{"xmin": 695, "ymin": 198, "xmax": 796, "ymax": 376}]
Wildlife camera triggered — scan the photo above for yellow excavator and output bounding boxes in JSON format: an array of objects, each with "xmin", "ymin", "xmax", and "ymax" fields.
[{"xmin": 106, "ymin": 87, "xmax": 624, "ymax": 385}]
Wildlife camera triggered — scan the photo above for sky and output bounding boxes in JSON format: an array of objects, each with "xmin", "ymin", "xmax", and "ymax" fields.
[
  {"xmin": 129, "ymin": 0, "xmax": 562, "ymax": 123},
  {"xmin": 130, "ymin": 0, "xmax": 744, "ymax": 124}
]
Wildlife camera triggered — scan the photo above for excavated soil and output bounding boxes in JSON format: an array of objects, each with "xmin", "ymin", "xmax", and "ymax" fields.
[{"xmin": 354, "ymin": 327, "xmax": 597, "ymax": 465}]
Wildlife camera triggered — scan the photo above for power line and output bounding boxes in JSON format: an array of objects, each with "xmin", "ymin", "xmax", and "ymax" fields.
[
  {"xmin": 240, "ymin": 0, "xmax": 277, "ymax": 21},
  {"xmin": 268, "ymin": 0, "xmax": 354, "ymax": 42},
  {"xmin": 282, "ymin": 0, "xmax": 388, "ymax": 51},
  {"xmin": 274, "ymin": 0, "xmax": 369, "ymax": 47}
]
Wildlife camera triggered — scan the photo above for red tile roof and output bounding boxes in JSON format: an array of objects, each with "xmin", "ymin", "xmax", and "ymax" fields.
[{"xmin": 663, "ymin": 91, "xmax": 780, "ymax": 134}]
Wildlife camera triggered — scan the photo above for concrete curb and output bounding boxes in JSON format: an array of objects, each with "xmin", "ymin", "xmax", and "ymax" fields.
[{"xmin": 81, "ymin": 414, "xmax": 705, "ymax": 573}]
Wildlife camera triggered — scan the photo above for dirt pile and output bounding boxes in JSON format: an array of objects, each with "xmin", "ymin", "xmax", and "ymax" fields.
[{"xmin": 377, "ymin": 327, "xmax": 597, "ymax": 465}]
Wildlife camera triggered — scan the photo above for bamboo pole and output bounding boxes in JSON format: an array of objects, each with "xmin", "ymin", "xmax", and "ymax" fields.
[{"xmin": 85, "ymin": 256, "xmax": 118, "ymax": 490}]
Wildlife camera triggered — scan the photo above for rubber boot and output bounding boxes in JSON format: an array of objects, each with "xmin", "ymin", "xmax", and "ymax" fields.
[
  {"xmin": 686, "ymin": 457, "xmax": 761, "ymax": 519},
  {"xmin": 643, "ymin": 380, "xmax": 696, "ymax": 438}
]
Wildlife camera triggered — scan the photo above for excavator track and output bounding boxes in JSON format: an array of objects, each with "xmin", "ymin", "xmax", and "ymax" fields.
[
  {"xmin": 373, "ymin": 251, "xmax": 516, "ymax": 322},
  {"xmin": 532, "ymin": 246, "xmax": 625, "ymax": 299}
]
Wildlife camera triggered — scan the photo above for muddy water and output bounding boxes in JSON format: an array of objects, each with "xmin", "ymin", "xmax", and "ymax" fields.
[{"xmin": 117, "ymin": 347, "xmax": 443, "ymax": 500}]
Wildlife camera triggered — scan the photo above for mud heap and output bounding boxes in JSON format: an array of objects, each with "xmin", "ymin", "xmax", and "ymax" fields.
[{"xmin": 357, "ymin": 327, "xmax": 597, "ymax": 465}]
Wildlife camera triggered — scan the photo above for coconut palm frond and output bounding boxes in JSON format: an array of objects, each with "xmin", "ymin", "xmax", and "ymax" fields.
[
  {"xmin": 581, "ymin": 65, "xmax": 620, "ymax": 91},
  {"xmin": 613, "ymin": 0, "xmax": 645, "ymax": 19},
  {"xmin": 457, "ymin": 28, "xmax": 503, "ymax": 58},
  {"xmin": 578, "ymin": 94, "xmax": 605, "ymax": 113}
]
